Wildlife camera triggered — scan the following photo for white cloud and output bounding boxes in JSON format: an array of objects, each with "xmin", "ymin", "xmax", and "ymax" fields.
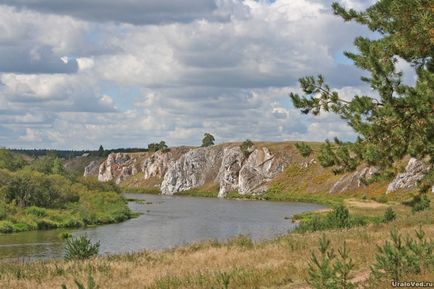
[{"xmin": 0, "ymin": 0, "xmax": 376, "ymax": 149}]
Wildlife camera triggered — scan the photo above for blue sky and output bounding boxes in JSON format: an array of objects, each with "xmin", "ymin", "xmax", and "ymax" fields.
[{"xmin": 0, "ymin": 0, "xmax": 381, "ymax": 149}]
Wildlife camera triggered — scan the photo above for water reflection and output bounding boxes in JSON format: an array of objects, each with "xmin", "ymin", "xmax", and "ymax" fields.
[{"xmin": 0, "ymin": 194, "xmax": 325, "ymax": 262}]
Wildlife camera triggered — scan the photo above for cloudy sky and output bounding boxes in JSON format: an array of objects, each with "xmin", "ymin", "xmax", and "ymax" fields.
[{"xmin": 0, "ymin": 0, "xmax": 379, "ymax": 150}]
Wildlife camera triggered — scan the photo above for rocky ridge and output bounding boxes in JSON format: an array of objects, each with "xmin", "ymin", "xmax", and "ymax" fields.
[
  {"xmin": 84, "ymin": 144, "xmax": 432, "ymax": 197},
  {"xmin": 87, "ymin": 144, "xmax": 287, "ymax": 197}
]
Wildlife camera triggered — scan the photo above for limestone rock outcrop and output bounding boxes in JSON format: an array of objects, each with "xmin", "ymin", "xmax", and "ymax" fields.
[
  {"xmin": 92, "ymin": 144, "xmax": 288, "ymax": 197},
  {"xmin": 387, "ymin": 158, "xmax": 431, "ymax": 193},
  {"xmin": 98, "ymin": 153, "xmax": 134, "ymax": 184},
  {"xmin": 238, "ymin": 147, "xmax": 284, "ymax": 195},
  {"xmin": 217, "ymin": 147, "xmax": 245, "ymax": 197},
  {"xmin": 217, "ymin": 147, "xmax": 285, "ymax": 197},
  {"xmin": 83, "ymin": 161, "xmax": 101, "ymax": 177},
  {"xmin": 329, "ymin": 166, "xmax": 379, "ymax": 194},
  {"xmin": 161, "ymin": 146, "xmax": 223, "ymax": 195}
]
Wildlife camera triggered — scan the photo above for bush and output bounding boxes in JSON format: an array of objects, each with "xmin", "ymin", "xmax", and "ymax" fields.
[
  {"xmin": 147, "ymin": 141, "xmax": 169, "ymax": 152},
  {"xmin": 4, "ymin": 171, "xmax": 79, "ymax": 208},
  {"xmin": 371, "ymin": 227, "xmax": 434, "ymax": 282},
  {"xmin": 240, "ymin": 139, "xmax": 254, "ymax": 157},
  {"xmin": 383, "ymin": 207, "xmax": 396, "ymax": 222},
  {"xmin": 64, "ymin": 235, "xmax": 100, "ymax": 261},
  {"xmin": 30, "ymin": 154, "xmax": 65, "ymax": 175},
  {"xmin": 411, "ymin": 194, "xmax": 430, "ymax": 213},
  {"xmin": 307, "ymin": 235, "xmax": 355, "ymax": 289},
  {"xmin": 201, "ymin": 133, "xmax": 215, "ymax": 147},
  {"xmin": 26, "ymin": 206, "xmax": 48, "ymax": 217},
  {"xmin": 295, "ymin": 142, "xmax": 313, "ymax": 158},
  {"xmin": 296, "ymin": 205, "xmax": 371, "ymax": 232},
  {"xmin": 0, "ymin": 149, "xmax": 26, "ymax": 171}
]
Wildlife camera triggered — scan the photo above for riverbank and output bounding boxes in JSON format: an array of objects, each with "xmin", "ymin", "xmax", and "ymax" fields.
[
  {"xmin": 0, "ymin": 198, "xmax": 432, "ymax": 289},
  {"xmin": 0, "ymin": 173, "xmax": 131, "ymax": 233}
]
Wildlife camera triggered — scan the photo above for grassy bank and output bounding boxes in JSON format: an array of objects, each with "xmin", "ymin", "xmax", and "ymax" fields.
[
  {"xmin": 0, "ymin": 197, "xmax": 432, "ymax": 289},
  {"xmin": 0, "ymin": 149, "xmax": 131, "ymax": 233},
  {"xmin": 0, "ymin": 175, "xmax": 131, "ymax": 233}
]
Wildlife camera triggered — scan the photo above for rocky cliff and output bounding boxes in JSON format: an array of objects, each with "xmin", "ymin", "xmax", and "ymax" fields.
[
  {"xmin": 85, "ymin": 143, "xmax": 288, "ymax": 197},
  {"xmin": 84, "ymin": 143, "xmax": 432, "ymax": 197}
]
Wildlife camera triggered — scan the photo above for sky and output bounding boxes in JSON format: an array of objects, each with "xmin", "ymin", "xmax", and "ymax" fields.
[{"xmin": 0, "ymin": 0, "xmax": 380, "ymax": 150}]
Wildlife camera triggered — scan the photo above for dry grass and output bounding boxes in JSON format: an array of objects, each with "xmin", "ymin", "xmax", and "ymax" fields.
[{"xmin": 1, "ymin": 201, "xmax": 433, "ymax": 289}]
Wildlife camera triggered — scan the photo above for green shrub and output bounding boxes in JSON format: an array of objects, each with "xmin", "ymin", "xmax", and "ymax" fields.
[
  {"xmin": 383, "ymin": 207, "xmax": 396, "ymax": 222},
  {"xmin": 60, "ymin": 232, "xmax": 73, "ymax": 240},
  {"xmin": 411, "ymin": 194, "xmax": 430, "ymax": 213},
  {"xmin": 0, "ymin": 149, "xmax": 26, "ymax": 171},
  {"xmin": 0, "ymin": 220, "xmax": 14, "ymax": 233},
  {"xmin": 26, "ymin": 206, "xmax": 48, "ymax": 217},
  {"xmin": 307, "ymin": 235, "xmax": 355, "ymax": 289},
  {"xmin": 76, "ymin": 177, "xmax": 120, "ymax": 194},
  {"xmin": 4, "ymin": 171, "xmax": 79, "ymax": 208},
  {"xmin": 147, "ymin": 141, "xmax": 169, "ymax": 152},
  {"xmin": 64, "ymin": 235, "xmax": 100, "ymax": 261},
  {"xmin": 240, "ymin": 139, "xmax": 254, "ymax": 157},
  {"xmin": 295, "ymin": 142, "xmax": 313, "ymax": 158},
  {"xmin": 296, "ymin": 205, "xmax": 371, "ymax": 233},
  {"xmin": 30, "ymin": 154, "xmax": 65, "ymax": 175},
  {"xmin": 201, "ymin": 133, "xmax": 215, "ymax": 147},
  {"xmin": 0, "ymin": 204, "xmax": 7, "ymax": 220},
  {"xmin": 61, "ymin": 270, "xmax": 99, "ymax": 289},
  {"xmin": 371, "ymin": 227, "xmax": 434, "ymax": 282}
]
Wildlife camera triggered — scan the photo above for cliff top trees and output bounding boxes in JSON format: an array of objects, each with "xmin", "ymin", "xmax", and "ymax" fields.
[
  {"xmin": 201, "ymin": 133, "xmax": 215, "ymax": 147},
  {"xmin": 147, "ymin": 141, "xmax": 169, "ymax": 152},
  {"xmin": 290, "ymin": 0, "xmax": 434, "ymax": 175}
]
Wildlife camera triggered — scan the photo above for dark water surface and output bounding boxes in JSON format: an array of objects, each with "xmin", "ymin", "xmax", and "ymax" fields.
[{"xmin": 0, "ymin": 193, "xmax": 324, "ymax": 262}]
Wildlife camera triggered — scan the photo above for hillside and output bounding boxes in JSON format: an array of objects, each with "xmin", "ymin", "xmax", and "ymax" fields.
[{"xmin": 83, "ymin": 141, "xmax": 432, "ymax": 203}]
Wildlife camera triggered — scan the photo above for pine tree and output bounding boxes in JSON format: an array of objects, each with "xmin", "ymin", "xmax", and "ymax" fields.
[
  {"xmin": 97, "ymin": 145, "xmax": 104, "ymax": 157},
  {"xmin": 290, "ymin": 0, "xmax": 434, "ymax": 174}
]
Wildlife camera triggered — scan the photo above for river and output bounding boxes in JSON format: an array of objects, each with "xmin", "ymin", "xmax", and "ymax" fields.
[{"xmin": 0, "ymin": 193, "xmax": 324, "ymax": 262}]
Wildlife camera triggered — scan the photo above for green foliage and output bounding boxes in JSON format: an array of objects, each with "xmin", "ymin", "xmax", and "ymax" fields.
[
  {"xmin": 383, "ymin": 207, "xmax": 397, "ymax": 222},
  {"xmin": 240, "ymin": 139, "xmax": 254, "ymax": 157},
  {"xmin": 60, "ymin": 232, "xmax": 73, "ymax": 240},
  {"xmin": 61, "ymin": 270, "xmax": 100, "ymax": 289},
  {"xmin": 147, "ymin": 141, "xmax": 169, "ymax": 152},
  {"xmin": 290, "ymin": 0, "xmax": 434, "ymax": 173},
  {"xmin": 30, "ymin": 154, "xmax": 65, "ymax": 175},
  {"xmin": 201, "ymin": 133, "xmax": 215, "ymax": 147},
  {"xmin": 419, "ymin": 169, "xmax": 434, "ymax": 194},
  {"xmin": 295, "ymin": 142, "xmax": 312, "ymax": 158},
  {"xmin": 4, "ymin": 171, "xmax": 79, "ymax": 208},
  {"xmin": 307, "ymin": 235, "xmax": 355, "ymax": 289},
  {"xmin": 64, "ymin": 235, "xmax": 100, "ymax": 261},
  {"xmin": 371, "ymin": 227, "xmax": 434, "ymax": 282},
  {"xmin": 0, "ymin": 166, "xmax": 129, "ymax": 233},
  {"xmin": 97, "ymin": 145, "xmax": 104, "ymax": 157},
  {"xmin": 0, "ymin": 149, "xmax": 26, "ymax": 171},
  {"xmin": 296, "ymin": 205, "xmax": 373, "ymax": 232},
  {"xmin": 76, "ymin": 177, "xmax": 120, "ymax": 194},
  {"xmin": 411, "ymin": 194, "xmax": 431, "ymax": 213}
]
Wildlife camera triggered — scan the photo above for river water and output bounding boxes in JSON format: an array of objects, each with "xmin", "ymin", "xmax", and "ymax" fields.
[{"xmin": 0, "ymin": 193, "xmax": 324, "ymax": 262}]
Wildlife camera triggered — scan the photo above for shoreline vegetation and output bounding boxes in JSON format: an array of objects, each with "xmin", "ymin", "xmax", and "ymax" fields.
[
  {"xmin": 0, "ymin": 149, "xmax": 131, "ymax": 234},
  {"xmin": 0, "ymin": 195, "xmax": 432, "ymax": 289}
]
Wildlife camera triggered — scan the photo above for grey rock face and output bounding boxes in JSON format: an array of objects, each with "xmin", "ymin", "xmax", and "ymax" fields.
[
  {"xmin": 161, "ymin": 146, "xmax": 223, "ymax": 195},
  {"xmin": 387, "ymin": 158, "xmax": 431, "ymax": 193},
  {"xmin": 142, "ymin": 151, "xmax": 173, "ymax": 179},
  {"xmin": 238, "ymin": 147, "xmax": 284, "ymax": 195},
  {"xmin": 98, "ymin": 153, "xmax": 132, "ymax": 183},
  {"xmin": 330, "ymin": 166, "xmax": 379, "ymax": 194},
  {"xmin": 218, "ymin": 147, "xmax": 245, "ymax": 197},
  {"xmin": 83, "ymin": 161, "xmax": 101, "ymax": 177},
  {"xmin": 95, "ymin": 145, "xmax": 287, "ymax": 197},
  {"xmin": 97, "ymin": 151, "xmax": 176, "ymax": 184},
  {"xmin": 217, "ymin": 147, "xmax": 285, "ymax": 197}
]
